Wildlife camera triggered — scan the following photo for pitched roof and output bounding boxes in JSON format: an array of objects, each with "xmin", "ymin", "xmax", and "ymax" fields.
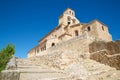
[{"xmin": 88, "ymin": 19, "xmax": 108, "ymax": 27}]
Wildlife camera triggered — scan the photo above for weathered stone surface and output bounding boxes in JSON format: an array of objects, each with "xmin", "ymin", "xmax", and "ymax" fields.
[
  {"xmin": 89, "ymin": 40, "xmax": 120, "ymax": 70},
  {"xmin": 1, "ymin": 38, "xmax": 120, "ymax": 80},
  {"xmin": 14, "ymin": 58, "xmax": 120, "ymax": 80},
  {"xmin": 89, "ymin": 40, "xmax": 120, "ymax": 54},
  {"xmin": 6, "ymin": 56, "xmax": 17, "ymax": 70},
  {"xmin": 29, "ymin": 38, "xmax": 91, "ymax": 70},
  {"xmin": 65, "ymin": 62, "xmax": 90, "ymax": 80},
  {"xmin": 1, "ymin": 70, "xmax": 20, "ymax": 80}
]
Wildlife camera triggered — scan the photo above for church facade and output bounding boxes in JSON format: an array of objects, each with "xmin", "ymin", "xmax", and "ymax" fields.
[{"xmin": 28, "ymin": 8, "xmax": 112, "ymax": 58}]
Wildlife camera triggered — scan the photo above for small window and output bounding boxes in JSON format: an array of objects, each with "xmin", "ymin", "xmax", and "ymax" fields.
[
  {"xmin": 43, "ymin": 46, "xmax": 46, "ymax": 50},
  {"xmin": 51, "ymin": 43, "xmax": 55, "ymax": 47},
  {"xmin": 41, "ymin": 48, "xmax": 43, "ymax": 51},
  {"xmin": 75, "ymin": 30, "xmax": 79, "ymax": 36},
  {"xmin": 69, "ymin": 11, "xmax": 71, "ymax": 14},
  {"xmin": 87, "ymin": 26, "xmax": 91, "ymax": 31},
  {"xmin": 37, "ymin": 49, "xmax": 39, "ymax": 53},
  {"xmin": 102, "ymin": 26, "xmax": 104, "ymax": 31},
  {"xmin": 41, "ymin": 46, "xmax": 46, "ymax": 52},
  {"xmin": 44, "ymin": 46, "xmax": 46, "ymax": 50},
  {"xmin": 72, "ymin": 12, "xmax": 73, "ymax": 15}
]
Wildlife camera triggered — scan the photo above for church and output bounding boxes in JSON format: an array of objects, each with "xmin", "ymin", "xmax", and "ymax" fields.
[{"xmin": 28, "ymin": 8, "xmax": 112, "ymax": 58}]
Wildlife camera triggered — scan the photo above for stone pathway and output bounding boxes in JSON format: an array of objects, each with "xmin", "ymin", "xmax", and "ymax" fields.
[
  {"xmin": 16, "ymin": 58, "xmax": 69, "ymax": 80},
  {"xmin": 15, "ymin": 58, "xmax": 120, "ymax": 80},
  {"xmin": 81, "ymin": 59, "xmax": 120, "ymax": 80}
]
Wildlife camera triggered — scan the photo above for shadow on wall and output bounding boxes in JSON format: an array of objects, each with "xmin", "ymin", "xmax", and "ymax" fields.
[{"xmin": 89, "ymin": 40, "xmax": 120, "ymax": 70}]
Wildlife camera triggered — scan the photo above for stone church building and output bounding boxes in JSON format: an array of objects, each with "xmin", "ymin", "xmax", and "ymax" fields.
[{"xmin": 28, "ymin": 8, "xmax": 112, "ymax": 58}]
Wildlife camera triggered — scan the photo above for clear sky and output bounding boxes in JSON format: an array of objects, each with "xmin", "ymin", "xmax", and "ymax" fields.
[{"xmin": 0, "ymin": 0, "xmax": 120, "ymax": 58}]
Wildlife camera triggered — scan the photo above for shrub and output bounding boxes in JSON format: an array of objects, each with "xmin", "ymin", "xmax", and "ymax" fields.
[{"xmin": 0, "ymin": 44, "xmax": 15, "ymax": 72}]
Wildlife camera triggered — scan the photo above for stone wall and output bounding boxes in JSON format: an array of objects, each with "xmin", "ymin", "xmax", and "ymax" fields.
[
  {"xmin": 89, "ymin": 40, "xmax": 120, "ymax": 70},
  {"xmin": 29, "ymin": 37, "xmax": 92, "ymax": 69}
]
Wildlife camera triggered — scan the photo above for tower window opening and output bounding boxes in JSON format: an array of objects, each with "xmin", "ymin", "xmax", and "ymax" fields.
[
  {"xmin": 72, "ymin": 12, "xmax": 74, "ymax": 15},
  {"xmin": 87, "ymin": 26, "xmax": 91, "ymax": 31},
  {"xmin": 75, "ymin": 30, "xmax": 79, "ymax": 36},
  {"xmin": 67, "ymin": 17, "xmax": 71, "ymax": 21},
  {"xmin": 69, "ymin": 11, "xmax": 71, "ymax": 14},
  {"xmin": 67, "ymin": 16, "xmax": 71, "ymax": 25},
  {"xmin": 68, "ymin": 22, "xmax": 71, "ymax": 24}
]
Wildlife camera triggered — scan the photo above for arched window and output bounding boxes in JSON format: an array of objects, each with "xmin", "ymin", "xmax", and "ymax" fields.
[
  {"xmin": 87, "ymin": 26, "xmax": 91, "ymax": 31},
  {"xmin": 51, "ymin": 43, "xmax": 55, "ymax": 47},
  {"xmin": 75, "ymin": 30, "xmax": 79, "ymax": 36},
  {"xmin": 102, "ymin": 26, "xmax": 104, "ymax": 31}
]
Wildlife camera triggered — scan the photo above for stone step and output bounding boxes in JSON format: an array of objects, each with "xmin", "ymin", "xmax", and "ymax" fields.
[
  {"xmin": 82, "ymin": 60, "xmax": 114, "ymax": 71},
  {"xmin": 16, "ymin": 59, "xmax": 38, "ymax": 66},
  {"xmin": 16, "ymin": 65, "xmax": 69, "ymax": 80},
  {"xmin": 19, "ymin": 71, "xmax": 69, "ymax": 80},
  {"xmin": 15, "ymin": 58, "xmax": 120, "ymax": 80},
  {"xmin": 79, "ymin": 59, "xmax": 120, "ymax": 80},
  {"xmin": 98, "ymin": 70, "xmax": 120, "ymax": 80},
  {"xmin": 86, "ymin": 65, "xmax": 114, "ymax": 73},
  {"xmin": 17, "ymin": 66, "xmax": 46, "ymax": 70}
]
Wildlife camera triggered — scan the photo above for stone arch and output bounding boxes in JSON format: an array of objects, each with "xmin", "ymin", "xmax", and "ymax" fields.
[{"xmin": 87, "ymin": 26, "xmax": 91, "ymax": 31}]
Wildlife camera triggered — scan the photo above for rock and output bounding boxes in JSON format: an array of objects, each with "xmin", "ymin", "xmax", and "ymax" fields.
[
  {"xmin": 89, "ymin": 40, "xmax": 120, "ymax": 70},
  {"xmin": 1, "ymin": 70, "xmax": 20, "ymax": 80},
  {"xmin": 6, "ymin": 55, "xmax": 17, "ymax": 70},
  {"xmin": 65, "ymin": 62, "xmax": 90, "ymax": 80}
]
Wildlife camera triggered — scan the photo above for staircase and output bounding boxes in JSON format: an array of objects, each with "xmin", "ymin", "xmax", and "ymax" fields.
[
  {"xmin": 81, "ymin": 59, "xmax": 120, "ymax": 80},
  {"xmin": 16, "ymin": 58, "xmax": 69, "ymax": 80},
  {"xmin": 15, "ymin": 58, "xmax": 120, "ymax": 80}
]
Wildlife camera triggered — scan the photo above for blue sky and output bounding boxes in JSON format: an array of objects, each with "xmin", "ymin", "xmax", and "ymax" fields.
[{"xmin": 0, "ymin": 0, "xmax": 120, "ymax": 58}]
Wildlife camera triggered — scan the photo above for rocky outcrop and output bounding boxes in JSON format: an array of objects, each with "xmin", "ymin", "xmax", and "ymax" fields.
[
  {"xmin": 0, "ymin": 56, "xmax": 18, "ymax": 80},
  {"xmin": 89, "ymin": 40, "xmax": 120, "ymax": 70},
  {"xmin": 65, "ymin": 59, "xmax": 120, "ymax": 80},
  {"xmin": 6, "ymin": 56, "xmax": 17, "ymax": 70}
]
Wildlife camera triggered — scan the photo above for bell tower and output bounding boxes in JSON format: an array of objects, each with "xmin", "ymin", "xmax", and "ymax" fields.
[{"xmin": 58, "ymin": 8, "xmax": 80, "ymax": 26}]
